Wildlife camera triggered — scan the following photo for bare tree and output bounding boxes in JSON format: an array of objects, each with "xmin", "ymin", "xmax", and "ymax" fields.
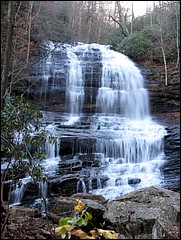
[
  {"xmin": 112, "ymin": 1, "xmax": 131, "ymax": 36},
  {"xmin": 26, "ymin": 1, "xmax": 34, "ymax": 63},
  {"xmin": 150, "ymin": 1, "xmax": 168, "ymax": 85},
  {"xmin": 130, "ymin": 1, "xmax": 134, "ymax": 35},
  {"xmin": 1, "ymin": 1, "xmax": 15, "ymax": 107}
]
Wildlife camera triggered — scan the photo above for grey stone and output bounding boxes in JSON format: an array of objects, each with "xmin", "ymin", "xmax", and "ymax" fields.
[{"xmin": 103, "ymin": 186, "xmax": 180, "ymax": 239}]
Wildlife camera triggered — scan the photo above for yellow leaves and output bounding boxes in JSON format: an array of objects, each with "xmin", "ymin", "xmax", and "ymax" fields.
[
  {"xmin": 54, "ymin": 226, "xmax": 120, "ymax": 239},
  {"xmin": 71, "ymin": 229, "xmax": 95, "ymax": 239},
  {"xmin": 70, "ymin": 228, "xmax": 120, "ymax": 239},
  {"xmin": 74, "ymin": 199, "xmax": 85, "ymax": 212},
  {"xmin": 54, "ymin": 224, "xmax": 74, "ymax": 235},
  {"xmin": 96, "ymin": 229, "xmax": 120, "ymax": 239}
]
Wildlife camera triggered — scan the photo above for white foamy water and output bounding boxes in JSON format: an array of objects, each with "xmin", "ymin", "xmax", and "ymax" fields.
[
  {"xmin": 89, "ymin": 117, "xmax": 166, "ymax": 200},
  {"xmin": 66, "ymin": 48, "xmax": 84, "ymax": 115},
  {"xmin": 96, "ymin": 45, "xmax": 149, "ymax": 118},
  {"xmin": 10, "ymin": 176, "xmax": 32, "ymax": 205}
]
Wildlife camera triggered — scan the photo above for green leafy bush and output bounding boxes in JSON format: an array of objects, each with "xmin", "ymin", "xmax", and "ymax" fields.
[
  {"xmin": 117, "ymin": 33, "xmax": 152, "ymax": 60},
  {"xmin": 1, "ymin": 95, "xmax": 55, "ymax": 207}
]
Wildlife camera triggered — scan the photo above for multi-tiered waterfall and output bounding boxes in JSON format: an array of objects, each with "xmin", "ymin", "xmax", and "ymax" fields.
[{"xmin": 28, "ymin": 42, "xmax": 167, "ymax": 201}]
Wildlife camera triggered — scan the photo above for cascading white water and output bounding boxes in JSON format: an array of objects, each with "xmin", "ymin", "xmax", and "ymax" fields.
[
  {"xmin": 66, "ymin": 48, "xmax": 84, "ymax": 115},
  {"xmin": 10, "ymin": 176, "xmax": 32, "ymax": 205},
  {"xmin": 87, "ymin": 45, "xmax": 166, "ymax": 199},
  {"xmin": 90, "ymin": 117, "xmax": 166, "ymax": 200},
  {"xmin": 96, "ymin": 46, "xmax": 150, "ymax": 118},
  {"xmin": 32, "ymin": 125, "xmax": 60, "ymax": 213},
  {"xmin": 40, "ymin": 53, "xmax": 52, "ymax": 101},
  {"xmin": 77, "ymin": 178, "xmax": 86, "ymax": 193}
]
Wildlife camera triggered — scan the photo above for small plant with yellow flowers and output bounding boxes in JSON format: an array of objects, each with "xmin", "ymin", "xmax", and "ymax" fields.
[{"xmin": 53, "ymin": 199, "xmax": 120, "ymax": 239}]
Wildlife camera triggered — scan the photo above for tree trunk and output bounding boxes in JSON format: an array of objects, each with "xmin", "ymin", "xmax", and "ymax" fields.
[
  {"xmin": 159, "ymin": 19, "xmax": 168, "ymax": 86},
  {"xmin": 1, "ymin": 1, "xmax": 15, "ymax": 107},
  {"xmin": 130, "ymin": 2, "xmax": 134, "ymax": 35},
  {"xmin": 175, "ymin": 11, "xmax": 180, "ymax": 69},
  {"xmin": 161, "ymin": 45, "xmax": 168, "ymax": 86},
  {"xmin": 157, "ymin": 36, "xmax": 168, "ymax": 85},
  {"xmin": 26, "ymin": 1, "xmax": 34, "ymax": 63}
]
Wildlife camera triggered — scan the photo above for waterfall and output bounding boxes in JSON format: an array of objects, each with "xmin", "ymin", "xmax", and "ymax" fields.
[
  {"xmin": 10, "ymin": 183, "xmax": 25, "ymax": 205},
  {"xmin": 43, "ymin": 124, "xmax": 60, "ymax": 176},
  {"xmin": 77, "ymin": 178, "xmax": 86, "ymax": 193},
  {"xmin": 96, "ymin": 46, "xmax": 150, "ymax": 118},
  {"xmin": 66, "ymin": 48, "xmax": 84, "ymax": 115},
  {"xmin": 29, "ymin": 42, "xmax": 167, "ymax": 201},
  {"xmin": 32, "ymin": 52, "xmax": 52, "ymax": 102},
  {"xmin": 10, "ymin": 176, "xmax": 32, "ymax": 206}
]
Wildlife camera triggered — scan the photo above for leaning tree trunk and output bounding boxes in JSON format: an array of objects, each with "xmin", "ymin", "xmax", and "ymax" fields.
[{"xmin": 1, "ymin": 1, "xmax": 15, "ymax": 107}]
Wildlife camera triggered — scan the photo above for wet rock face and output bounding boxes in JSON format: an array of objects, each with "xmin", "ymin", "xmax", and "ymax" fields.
[
  {"xmin": 128, "ymin": 177, "xmax": 141, "ymax": 185},
  {"xmin": 27, "ymin": 44, "xmax": 102, "ymax": 113},
  {"xmin": 59, "ymin": 137, "xmax": 96, "ymax": 156},
  {"xmin": 22, "ymin": 182, "xmax": 39, "ymax": 203},
  {"xmin": 148, "ymin": 83, "xmax": 180, "ymax": 114},
  {"xmin": 27, "ymin": 47, "xmax": 68, "ymax": 109},
  {"xmin": 49, "ymin": 174, "xmax": 80, "ymax": 196},
  {"xmin": 49, "ymin": 156, "xmax": 109, "ymax": 196},
  {"xmin": 160, "ymin": 125, "xmax": 180, "ymax": 192}
]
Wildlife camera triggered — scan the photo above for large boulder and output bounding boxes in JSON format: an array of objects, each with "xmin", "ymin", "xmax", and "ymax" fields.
[{"xmin": 103, "ymin": 185, "xmax": 180, "ymax": 239}]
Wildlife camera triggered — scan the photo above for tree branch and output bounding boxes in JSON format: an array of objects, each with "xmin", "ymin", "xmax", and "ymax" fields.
[{"xmin": 109, "ymin": 15, "xmax": 128, "ymax": 37}]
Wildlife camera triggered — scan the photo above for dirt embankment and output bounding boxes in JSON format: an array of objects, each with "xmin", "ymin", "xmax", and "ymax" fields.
[{"xmin": 139, "ymin": 61, "xmax": 180, "ymax": 126}]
